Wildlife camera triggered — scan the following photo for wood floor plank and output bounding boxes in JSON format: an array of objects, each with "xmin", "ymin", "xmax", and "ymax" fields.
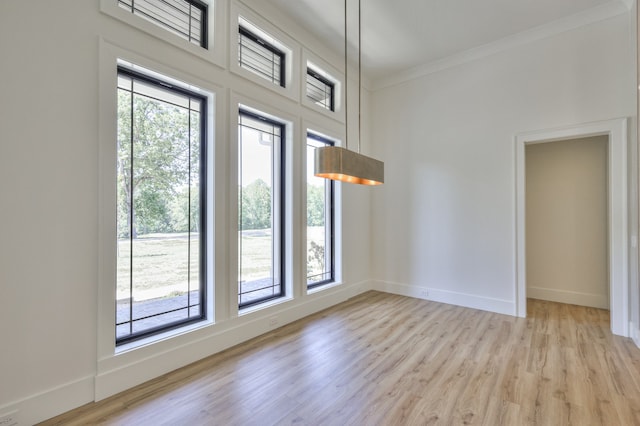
[
  {"xmin": 40, "ymin": 292, "xmax": 640, "ymax": 425},
  {"xmin": 450, "ymin": 351, "xmax": 502, "ymax": 424},
  {"xmin": 482, "ymin": 396, "xmax": 521, "ymax": 426}
]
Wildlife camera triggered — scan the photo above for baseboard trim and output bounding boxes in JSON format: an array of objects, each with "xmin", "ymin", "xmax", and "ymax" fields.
[
  {"xmin": 527, "ymin": 286, "xmax": 608, "ymax": 309},
  {"xmin": 94, "ymin": 281, "xmax": 370, "ymax": 402},
  {"xmin": 372, "ymin": 280, "xmax": 516, "ymax": 316},
  {"xmin": 0, "ymin": 375, "xmax": 94, "ymax": 426},
  {"xmin": 631, "ymin": 322, "xmax": 640, "ymax": 348}
]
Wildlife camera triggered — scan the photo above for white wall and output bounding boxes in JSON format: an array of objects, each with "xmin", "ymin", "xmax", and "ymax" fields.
[
  {"xmin": 370, "ymin": 13, "xmax": 636, "ymax": 315},
  {"xmin": 525, "ymin": 136, "xmax": 609, "ymax": 309},
  {"xmin": 0, "ymin": 1, "xmax": 637, "ymax": 423},
  {"xmin": 0, "ymin": 0, "xmax": 100, "ymax": 419},
  {"xmin": 633, "ymin": 0, "xmax": 640, "ymax": 348},
  {"xmin": 0, "ymin": 0, "xmax": 373, "ymax": 423}
]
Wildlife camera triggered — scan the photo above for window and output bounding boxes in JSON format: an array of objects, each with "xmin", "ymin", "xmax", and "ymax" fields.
[
  {"xmin": 306, "ymin": 69, "xmax": 334, "ymax": 111},
  {"xmin": 238, "ymin": 26, "xmax": 285, "ymax": 87},
  {"xmin": 238, "ymin": 110, "xmax": 285, "ymax": 307},
  {"xmin": 116, "ymin": 67, "xmax": 207, "ymax": 344},
  {"xmin": 306, "ymin": 133, "xmax": 334, "ymax": 288},
  {"xmin": 118, "ymin": 0, "xmax": 208, "ymax": 48}
]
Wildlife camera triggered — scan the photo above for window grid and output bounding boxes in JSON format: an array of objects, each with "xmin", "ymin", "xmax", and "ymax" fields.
[
  {"xmin": 306, "ymin": 133, "xmax": 335, "ymax": 288},
  {"xmin": 238, "ymin": 26, "xmax": 285, "ymax": 87},
  {"xmin": 306, "ymin": 70, "xmax": 335, "ymax": 112},
  {"xmin": 116, "ymin": 67, "xmax": 207, "ymax": 345},
  {"xmin": 118, "ymin": 0, "xmax": 208, "ymax": 48},
  {"xmin": 238, "ymin": 110, "xmax": 286, "ymax": 308}
]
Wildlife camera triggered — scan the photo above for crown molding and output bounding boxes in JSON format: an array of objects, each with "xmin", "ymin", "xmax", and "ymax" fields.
[{"xmin": 371, "ymin": 0, "xmax": 629, "ymax": 91}]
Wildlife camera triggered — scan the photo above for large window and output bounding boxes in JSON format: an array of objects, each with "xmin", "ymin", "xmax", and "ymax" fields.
[
  {"xmin": 118, "ymin": 0, "xmax": 208, "ymax": 48},
  {"xmin": 238, "ymin": 110, "xmax": 285, "ymax": 307},
  {"xmin": 238, "ymin": 26, "xmax": 285, "ymax": 87},
  {"xmin": 116, "ymin": 67, "xmax": 207, "ymax": 344},
  {"xmin": 306, "ymin": 133, "xmax": 334, "ymax": 288}
]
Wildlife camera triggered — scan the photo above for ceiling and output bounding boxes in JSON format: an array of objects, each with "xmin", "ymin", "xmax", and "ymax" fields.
[{"xmin": 261, "ymin": 0, "xmax": 626, "ymax": 82}]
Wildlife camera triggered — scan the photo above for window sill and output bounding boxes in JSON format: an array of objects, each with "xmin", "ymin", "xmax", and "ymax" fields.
[
  {"xmin": 307, "ymin": 280, "xmax": 341, "ymax": 295},
  {"xmin": 115, "ymin": 318, "xmax": 214, "ymax": 355},
  {"xmin": 238, "ymin": 295, "xmax": 293, "ymax": 316}
]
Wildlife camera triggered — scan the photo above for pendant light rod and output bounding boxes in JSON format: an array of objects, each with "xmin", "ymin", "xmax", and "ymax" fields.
[
  {"xmin": 358, "ymin": 0, "xmax": 362, "ymax": 154},
  {"xmin": 344, "ymin": 0, "xmax": 349, "ymax": 151},
  {"xmin": 343, "ymin": 0, "xmax": 362, "ymax": 154}
]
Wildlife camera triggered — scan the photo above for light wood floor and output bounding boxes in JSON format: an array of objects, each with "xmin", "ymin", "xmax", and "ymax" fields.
[{"xmin": 41, "ymin": 291, "xmax": 640, "ymax": 425}]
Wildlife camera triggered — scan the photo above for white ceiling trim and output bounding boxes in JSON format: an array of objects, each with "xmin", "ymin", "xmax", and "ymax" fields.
[{"xmin": 371, "ymin": 0, "xmax": 629, "ymax": 91}]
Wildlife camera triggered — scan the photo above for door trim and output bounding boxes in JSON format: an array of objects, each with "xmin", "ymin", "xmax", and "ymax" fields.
[{"xmin": 515, "ymin": 118, "xmax": 628, "ymax": 336}]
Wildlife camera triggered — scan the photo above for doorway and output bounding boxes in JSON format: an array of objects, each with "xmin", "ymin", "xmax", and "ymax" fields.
[
  {"xmin": 515, "ymin": 119, "xmax": 628, "ymax": 336},
  {"xmin": 525, "ymin": 136, "xmax": 608, "ymax": 309}
]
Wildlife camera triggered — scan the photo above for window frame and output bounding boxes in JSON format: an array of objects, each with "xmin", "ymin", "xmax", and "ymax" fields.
[
  {"xmin": 238, "ymin": 26, "xmax": 286, "ymax": 88},
  {"xmin": 115, "ymin": 65, "xmax": 208, "ymax": 346},
  {"xmin": 98, "ymin": 42, "xmax": 223, "ymax": 396},
  {"xmin": 306, "ymin": 68, "xmax": 335, "ymax": 112},
  {"xmin": 237, "ymin": 109, "xmax": 286, "ymax": 309},
  {"xmin": 117, "ymin": 0, "xmax": 209, "ymax": 49},
  {"xmin": 100, "ymin": 0, "xmax": 226, "ymax": 67},
  {"xmin": 229, "ymin": 3, "xmax": 300, "ymax": 102},
  {"xmin": 300, "ymin": 53, "xmax": 344, "ymax": 122},
  {"xmin": 306, "ymin": 132, "xmax": 335, "ymax": 289}
]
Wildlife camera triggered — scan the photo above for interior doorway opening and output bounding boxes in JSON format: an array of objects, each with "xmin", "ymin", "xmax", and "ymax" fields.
[
  {"xmin": 525, "ymin": 136, "xmax": 609, "ymax": 310},
  {"xmin": 515, "ymin": 119, "xmax": 628, "ymax": 336}
]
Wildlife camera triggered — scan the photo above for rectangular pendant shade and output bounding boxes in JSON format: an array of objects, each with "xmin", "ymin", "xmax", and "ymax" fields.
[{"xmin": 314, "ymin": 146, "xmax": 384, "ymax": 186}]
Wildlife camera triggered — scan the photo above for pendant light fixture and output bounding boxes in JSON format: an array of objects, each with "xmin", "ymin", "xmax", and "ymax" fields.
[{"xmin": 314, "ymin": 0, "xmax": 384, "ymax": 186}]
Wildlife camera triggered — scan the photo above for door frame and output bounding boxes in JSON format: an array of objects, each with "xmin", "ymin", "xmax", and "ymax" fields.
[{"xmin": 515, "ymin": 118, "xmax": 628, "ymax": 336}]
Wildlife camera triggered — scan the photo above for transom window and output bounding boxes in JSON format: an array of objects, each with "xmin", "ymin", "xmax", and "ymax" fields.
[
  {"xmin": 238, "ymin": 110, "xmax": 285, "ymax": 307},
  {"xmin": 306, "ymin": 133, "xmax": 335, "ymax": 288},
  {"xmin": 118, "ymin": 0, "xmax": 208, "ymax": 48},
  {"xmin": 306, "ymin": 69, "xmax": 335, "ymax": 111},
  {"xmin": 116, "ymin": 67, "xmax": 207, "ymax": 344},
  {"xmin": 238, "ymin": 26, "xmax": 285, "ymax": 87}
]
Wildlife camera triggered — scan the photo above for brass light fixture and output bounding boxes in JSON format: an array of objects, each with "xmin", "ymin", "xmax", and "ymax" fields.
[{"xmin": 314, "ymin": 0, "xmax": 384, "ymax": 186}]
